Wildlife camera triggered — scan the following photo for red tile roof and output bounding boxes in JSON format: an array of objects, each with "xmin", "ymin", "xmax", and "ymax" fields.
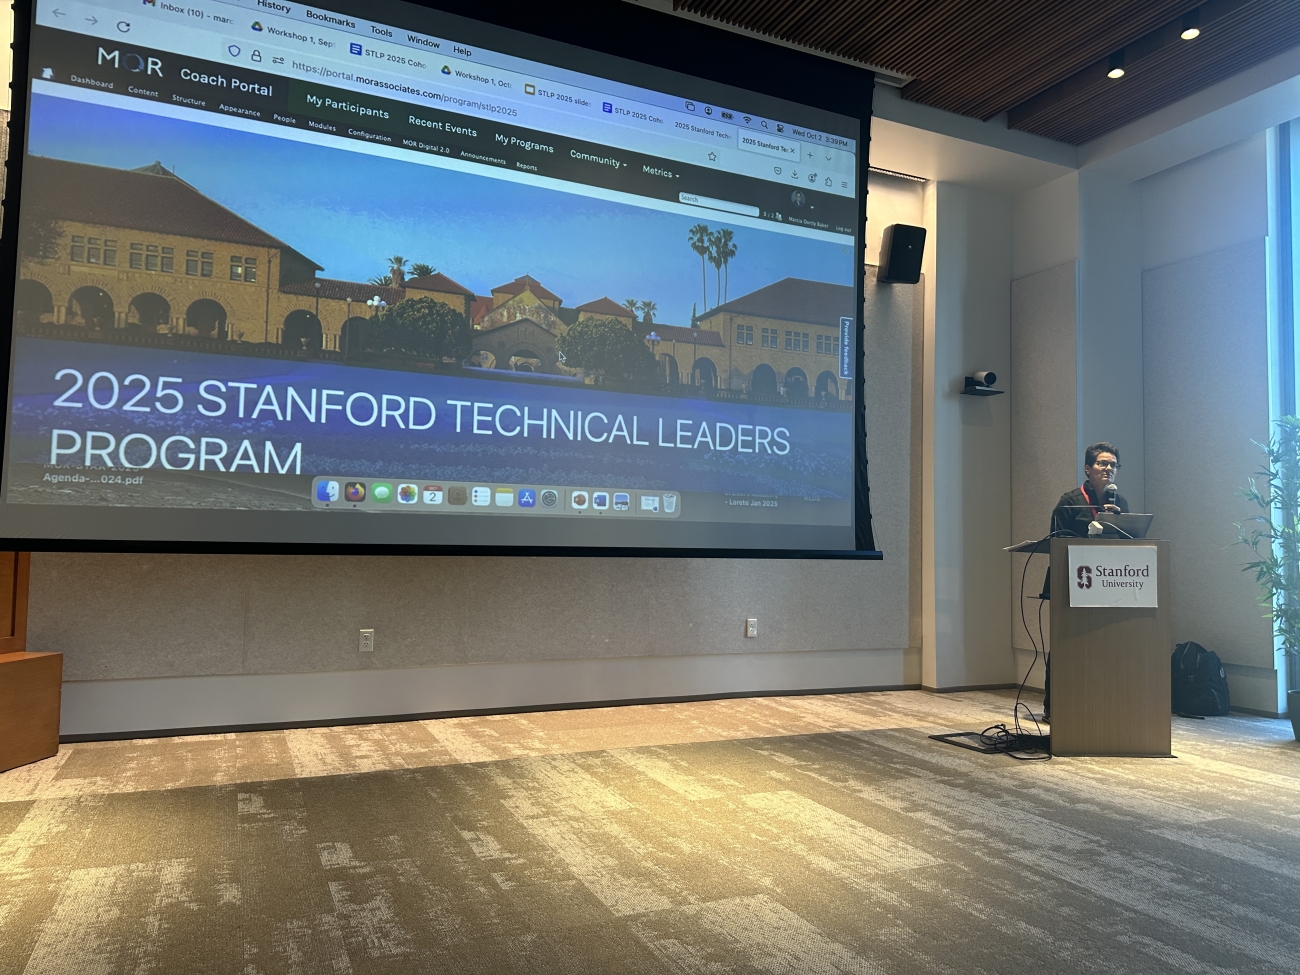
[
  {"xmin": 490, "ymin": 274, "xmax": 562, "ymax": 304},
  {"xmin": 25, "ymin": 157, "xmax": 322, "ymax": 271},
  {"xmin": 576, "ymin": 296, "xmax": 636, "ymax": 318},
  {"xmin": 404, "ymin": 272, "xmax": 475, "ymax": 297},
  {"xmin": 701, "ymin": 277, "xmax": 855, "ymax": 328},
  {"xmin": 470, "ymin": 296, "xmax": 494, "ymax": 324},
  {"xmin": 649, "ymin": 324, "xmax": 725, "ymax": 348},
  {"xmin": 280, "ymin": 278, "xmax": 405, "ymax": 305}
]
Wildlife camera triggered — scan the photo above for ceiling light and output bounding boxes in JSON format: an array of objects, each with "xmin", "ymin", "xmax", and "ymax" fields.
[
  {"xmin": 1107, "ymin": 50, "xmax": 1126, "ymax": 79},
  {"xmin": 1107, "ymin": 67, "xmax": 1126, "ymax": 79},
  {"xmin": 869, "ymin": 166, "xmax": 927, "ymax": 183},
  {"xmin": 1181, "ymin": 9, "xmax": 1201, "ymax": 40},
  {"xmin": 1180, "ymin": 26, "xmax": 1200, "ymax": 40}
]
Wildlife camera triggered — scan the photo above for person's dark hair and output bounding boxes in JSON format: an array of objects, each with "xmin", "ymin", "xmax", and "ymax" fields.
[{"xmin": 1085, "ymin": 442, "xmax": 1120, "ymax": 467}]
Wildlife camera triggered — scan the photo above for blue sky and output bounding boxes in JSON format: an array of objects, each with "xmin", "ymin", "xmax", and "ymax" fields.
[{"xmin": 27, "ymin": 92, "xmax": 855, "ymax": 325}]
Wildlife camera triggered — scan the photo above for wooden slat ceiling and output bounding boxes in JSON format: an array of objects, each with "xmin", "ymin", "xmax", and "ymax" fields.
[{"xmin": 672, "ymin": 0, "xmax": 1300, "ymax": 145}]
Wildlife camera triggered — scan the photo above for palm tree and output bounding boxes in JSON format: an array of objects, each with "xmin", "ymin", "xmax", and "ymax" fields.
[
  {"xmin": 638, "ymin": 300, "xmax": 657, "ymax": 324},
  {"xmin": 369, "ymin": 273, "xmax": 394, "ymax": 287},
  {"xmin": 623, "ymin": 298, "xmax": 641, "ymax": 318},
  {"xmin": 410, "ymin": 262, "xmax": 435, "ymax": 278},
  {"xmin": 715, "ymin": 229, "xmax": 737, "ymax": 303},
  {"xmin": 688, "ymin": 224, "xmax": 711, "ymax": 310},
  {"xmin": 389, "ymin": 255, "xmax": 408, "ymax": 287},
  {"xmin": 708, "ymin": 231, "xmax": 725, "ymax": 309}
]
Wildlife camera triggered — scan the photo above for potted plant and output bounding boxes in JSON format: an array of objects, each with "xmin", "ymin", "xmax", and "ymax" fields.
[{"xmin": 1237, "ymin": 415, "xmax": 1300, "ymax": 740}]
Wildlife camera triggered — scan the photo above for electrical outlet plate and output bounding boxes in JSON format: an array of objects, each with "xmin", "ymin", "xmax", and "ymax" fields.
[
  {"xmin": 745, "ymin": 618, "xmax": 758, "ymax": 638},
  {"xmin": 359, "ymin": 628, "xmax": 374, "ymax": 652}
]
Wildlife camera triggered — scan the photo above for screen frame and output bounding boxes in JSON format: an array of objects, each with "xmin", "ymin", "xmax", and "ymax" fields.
[{"xmin": 0, "ymin": 0, "xmax": 880, "ymax": 559}]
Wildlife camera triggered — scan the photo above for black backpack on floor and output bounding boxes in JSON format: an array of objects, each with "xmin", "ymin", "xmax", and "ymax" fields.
[{"xmin": 1171, "ymin": 641, "xmax": 1230, "ymax": 716}]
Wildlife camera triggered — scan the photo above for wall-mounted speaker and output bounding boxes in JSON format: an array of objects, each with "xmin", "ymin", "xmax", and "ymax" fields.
[{"xmin": 877, "ymin": 224, "xmax": 926, "ymax": 284}]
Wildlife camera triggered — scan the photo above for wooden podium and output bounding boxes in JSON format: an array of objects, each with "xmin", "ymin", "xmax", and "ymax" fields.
[
  {"xmin": 1049, "ymin": 538, "xmax": 1171, "ymax": 757},
  {"xmin": 0, "ymin": 553, "xmax": 63, "ymax": 773}
]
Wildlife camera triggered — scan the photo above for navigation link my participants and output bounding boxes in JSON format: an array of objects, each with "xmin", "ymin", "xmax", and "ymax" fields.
[{"xmin": 304, "ymin": 92, "xmax": 388, "ymax": 120}]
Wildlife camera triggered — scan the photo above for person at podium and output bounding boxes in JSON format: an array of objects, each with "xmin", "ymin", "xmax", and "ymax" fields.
[
  {"xmin": 1041, "ymin": 442, "xmax": 1129, "ymax": 722},
  {"xmin": 1051, "ymin": 442, "xmax": 1129, "ymax": 537}
]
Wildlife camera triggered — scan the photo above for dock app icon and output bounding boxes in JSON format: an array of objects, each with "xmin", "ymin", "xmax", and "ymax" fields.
[
  {"xmin": 398, "ymin": 484, "xmax": 418, "ymax": 504},
  {"xmin": 471, "ymin": 486, "xmax": 491, "ymax": 506},
  {"xmin": 316, "ymin": 480, "xmax": 339, "ymax": 502},
  {"xmin": 344, "ymin": 482, "xmax": 366, "ymax": 503},
  {"xmin": 423, "ymin": 485, "xmax": 444, "ymax": 505}
]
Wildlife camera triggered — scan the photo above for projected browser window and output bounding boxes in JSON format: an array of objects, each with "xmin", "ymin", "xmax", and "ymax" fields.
[{"xmin": 4, "ymin": 0, "xmax": 864, "ymax": 550}]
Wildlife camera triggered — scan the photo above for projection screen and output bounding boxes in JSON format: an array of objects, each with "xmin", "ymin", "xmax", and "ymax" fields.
[{"xmin": 0, "ymin": 0, "xmax": 876, "ymax": 555}]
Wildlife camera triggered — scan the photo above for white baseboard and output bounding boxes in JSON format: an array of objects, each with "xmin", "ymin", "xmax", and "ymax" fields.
[{"xmin": 60, "ymin": 647, "xmax": 920, "ymax": 738}]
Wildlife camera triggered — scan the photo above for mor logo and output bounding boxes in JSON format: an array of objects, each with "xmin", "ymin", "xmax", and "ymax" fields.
[
  {"xmin": 1076, "ymin": 565, "xmax": 1092, "ymax": 589},
  {"xmin": 97, "ymin": 47, "xmax": 163, "ymax": 77}
]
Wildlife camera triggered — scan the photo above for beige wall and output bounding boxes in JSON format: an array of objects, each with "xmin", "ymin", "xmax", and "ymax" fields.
[
  {"xmin": 1009, "ymin": 261, "xmax": 1078, "ymax": 689},
  {"xmin": 1143, "ymin": 239, "xmax": 1276, "ymax": 711},
  {"xmin": 711, "ymin": 308, "xmax": 850, "ymax": 397},
  {"xmin": 1008, "ymin": 174, "xmax": 1082, "ymax": 689},
  {"xmin": 1140, "ymin": 133, "xmax": 1283, "ymax": 714},
  {"xmin": 22, "ymin": 224, "xmax": 278, "ymax": 334},
  {"xmin": 921, "ymin": 181, "xmax": 1015, "ymax": 690},
  {"xmin": 32, "ymin": 552, "xmax": 911, "ymax": 682}
]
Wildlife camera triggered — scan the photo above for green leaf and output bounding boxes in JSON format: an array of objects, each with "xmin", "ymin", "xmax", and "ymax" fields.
[{"xmin": 1235, "ymin": 417, "xmax": 1300, "ymax": 657}]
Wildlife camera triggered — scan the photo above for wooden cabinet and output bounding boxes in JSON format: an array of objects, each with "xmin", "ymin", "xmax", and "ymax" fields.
[
  {"xmin": 0, "ymin": 551, "xmax": 30, "ymax": 654},
  {"xmin": 0, "ymin": 553, "xmax": 63, "ymax": 773}
]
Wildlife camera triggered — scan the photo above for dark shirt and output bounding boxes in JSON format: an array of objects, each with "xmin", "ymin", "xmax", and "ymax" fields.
[{"xmin": 1051, "ymin": 484, "xmax": 1130, "ymax": 538}]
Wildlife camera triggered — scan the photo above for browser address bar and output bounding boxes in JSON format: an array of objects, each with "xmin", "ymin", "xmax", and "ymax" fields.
[
  {"xmin": 227, "ymin": 7, "xmax": 727, "ymax": 147},
  {"xmin": 212, "ymin": 34, "xmax": 523, "ymax": 119}
]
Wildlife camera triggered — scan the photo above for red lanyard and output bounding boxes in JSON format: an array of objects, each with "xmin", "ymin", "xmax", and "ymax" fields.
[{"xmin": 1080, "ymin": 483, "xmax": 1098, "ymax": 518}]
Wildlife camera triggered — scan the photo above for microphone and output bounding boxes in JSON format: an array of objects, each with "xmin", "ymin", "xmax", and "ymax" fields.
[
  {"xmin": 1088, "ymin": 484, "xmax": 1117, "ymax": 535},
  {"xmin": 1090, "ymin": 484, "xmax": 1135, "ymax": 537}
]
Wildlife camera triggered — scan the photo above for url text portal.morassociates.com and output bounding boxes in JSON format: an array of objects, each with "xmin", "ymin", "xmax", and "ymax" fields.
[{"xmin": 289, "ymin": 61, "xmax": 518, "ymax": 117}]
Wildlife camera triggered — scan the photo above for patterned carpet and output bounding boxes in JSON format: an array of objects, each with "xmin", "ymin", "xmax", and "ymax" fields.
[{"xmin": 1, "ymin": 689, "xmax": 1298, "ymax": 974}]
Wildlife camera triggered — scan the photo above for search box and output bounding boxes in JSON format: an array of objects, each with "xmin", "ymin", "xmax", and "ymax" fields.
[{"xmin": 678, "ymin": 193, "xmax": 760, "ymax": 217}]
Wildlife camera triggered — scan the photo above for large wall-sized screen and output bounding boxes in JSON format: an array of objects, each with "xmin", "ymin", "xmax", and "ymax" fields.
[{"xmin": 0, "ymin": 0, "xmax": 875, "ymax": 554}]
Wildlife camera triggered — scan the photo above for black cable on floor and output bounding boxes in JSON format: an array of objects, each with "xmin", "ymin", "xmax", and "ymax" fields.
[
  {"xmin": 933, "ymin": 530, "xmax": 1073, "ymax": 761},
  {"xmin": 987, "ymin": 531, "xmax": 1070, "ymax": 759}
]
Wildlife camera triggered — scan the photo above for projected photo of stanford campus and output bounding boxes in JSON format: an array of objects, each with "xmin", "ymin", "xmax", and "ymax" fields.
[{"xmin": 15, "ymin": 96, "xmax": 856, "ymax": 406}]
